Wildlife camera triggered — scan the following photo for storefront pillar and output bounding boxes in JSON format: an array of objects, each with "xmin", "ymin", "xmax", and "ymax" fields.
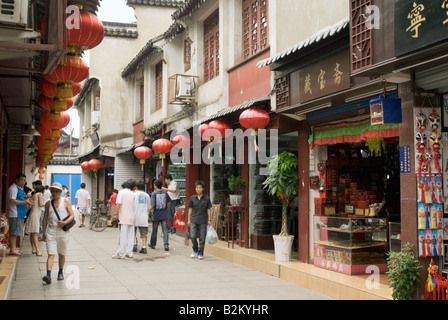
[
  {"xmin": 399, "ymin": 81, "xmax": 426, "ymax": 299},
  {"xmin": 298, "ymin": 121, "xmax": 310, "ymax": 263}
]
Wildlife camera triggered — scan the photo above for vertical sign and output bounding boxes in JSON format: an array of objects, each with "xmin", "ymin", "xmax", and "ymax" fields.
[{"xmin": 400, "ymin": 145, "xmax": 411, "ymax": 173}]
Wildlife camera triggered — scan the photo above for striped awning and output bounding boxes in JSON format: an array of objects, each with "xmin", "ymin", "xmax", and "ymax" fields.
[{"xmin": 308, "ymin": 117, "xmax": 400, "ymax": 150}]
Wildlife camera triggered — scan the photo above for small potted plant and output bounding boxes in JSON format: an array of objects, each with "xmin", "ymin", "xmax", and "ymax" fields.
[
  {"xmin": 227, "ymin": 175, "xmax": 246, "ymax": 206},
  {"xmin": 263, "ymin": 151, "xmax": 298, "ymax": 262},
  {"xmin": 386, "ymin": 243, "xmax": 421, "ymax": 300}
]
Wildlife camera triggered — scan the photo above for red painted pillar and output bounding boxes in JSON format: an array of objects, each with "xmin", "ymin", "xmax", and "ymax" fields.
[{"xmin": 298, "ymin": 121, "xmax": 310, "ymax": 263}]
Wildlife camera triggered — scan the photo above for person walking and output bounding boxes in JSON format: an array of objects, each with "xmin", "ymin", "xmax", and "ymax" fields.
[
  {"xmin": 187, "ymin": 180, "xmax": 212, "ymax": 260},
  {"xmin": 149, "ymin": 180, "xmax": 171, "ymax": 251},
  {"xmin": 112, "ymin": 181, "xmax": 135, "ymax": 259},
  {"xmin": 42, "ymin": 182, "xmax": 75, "ymax": 284},
  {"xmin": 163, "ymin": 174, "xmax": 180, "ymax": 234},
  {"xmin": 75, "ymin": 183, "xmax": 91, "ymax": 228},
  {"xmin": 27, "ymin": 185, "xmax": 45, "ymax": 256},
  {"xmin": 7, "ymin": 174, "xmax": 32, "ymax": 256},
  {"xmin": 133, "ymin": 181, "xmax": 151, "ymax": 254}
]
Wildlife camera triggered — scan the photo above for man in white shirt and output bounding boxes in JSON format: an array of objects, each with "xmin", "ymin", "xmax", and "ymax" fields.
[
  {"xmin": 163, "ymin": 174, "xmax": 180, "ymax": 234},
  {"xmin": 112, "ymin": 181, "xmax": 135, "ymax": 259},
  {"xmin": 133, "ymin": 181, "xmax": 151, "ymax": 254},
  {"xmin": 75, "ymin": 183, "xmax": 91, "ymax": 228}
]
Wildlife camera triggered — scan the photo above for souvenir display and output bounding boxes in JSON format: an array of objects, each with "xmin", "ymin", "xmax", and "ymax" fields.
[{"xmin": 415, "ymin": 106, "xmax": 446, "ymax": 258}]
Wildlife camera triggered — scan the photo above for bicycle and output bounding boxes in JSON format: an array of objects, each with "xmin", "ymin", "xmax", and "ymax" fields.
[{"xmin": 89, "ymin": 206, "xmax": 108, "ymax": 232}]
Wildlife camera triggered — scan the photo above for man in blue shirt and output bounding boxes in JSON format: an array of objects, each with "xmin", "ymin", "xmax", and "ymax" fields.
[
  {"xmin": 149, "ymin": 180, "xmax": 171, "ymax": 251},
  {"xmin": 7, "ymin": 174, "xmax": 32, "ymax": 256}
]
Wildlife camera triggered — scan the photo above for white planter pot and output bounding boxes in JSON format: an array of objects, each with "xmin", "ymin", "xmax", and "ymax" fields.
[
  {"xmin": 273, "ymin": 235, "xmax": 294, "ymax": 262},
  {"xmin": 229, "ymin": 194, "xmax": 243, "ymax": 206}
]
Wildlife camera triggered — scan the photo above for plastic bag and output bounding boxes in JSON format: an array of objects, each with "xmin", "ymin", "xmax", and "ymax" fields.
[{"xmin": 206, "ymin": 225, "xmax": 218, "ymax": 245}]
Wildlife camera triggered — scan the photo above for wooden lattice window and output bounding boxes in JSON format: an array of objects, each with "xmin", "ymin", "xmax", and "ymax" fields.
[
  {"xmin": 243, "ymin": 0, "xmax": 269, "ymax": 60},
  {"xmin": 351, "ymin": 0, "xmax": 373, "ymax": 72},
  {"xmin": 155, "ymin": 61, "xmax": 163, "ymax": 111},
  {"xmin": 275, "ymin": 75, "xmax": 290, "ymax": 110},
  {"xmin": 204, "ymin": 9, "xmax": 219, "ymax": 83}
]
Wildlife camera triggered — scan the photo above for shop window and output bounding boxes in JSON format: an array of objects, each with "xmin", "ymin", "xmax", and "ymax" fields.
[
  {"xmin": 275, "ymin": 75, "xmax": 290, "ymax": 110},
  {"xmin": 243, "ymin": 0, "xmax": 269, "ymax": 60},
  {"xmin": 350, "ymin": 0, "xmax": 373, "ymax": 72},
  {"xmin": 155, "ymin": 61, "xmax": 163, "ymax": 111},
  {"xmin": 204, "ymin": 9, "xmax": 219, "ymax": 83}
]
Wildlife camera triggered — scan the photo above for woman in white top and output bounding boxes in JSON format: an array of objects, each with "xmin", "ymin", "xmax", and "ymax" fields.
[
  {"xmin": 42, "ymin": 182, "xmax": 75, "ymax": 284},
  {"xmin": 27, "ymin": 185, "xmax": 45, "ymax": 256}
]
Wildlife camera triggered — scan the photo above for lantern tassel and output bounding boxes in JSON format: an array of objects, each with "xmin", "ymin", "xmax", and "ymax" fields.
[
  {"xmin": 140, "ymin": 159, "xmax": 145, "ymax": 171},
  {"xmin": 57, "ymin": 83, "xmax": 74, "ymax": 99}
]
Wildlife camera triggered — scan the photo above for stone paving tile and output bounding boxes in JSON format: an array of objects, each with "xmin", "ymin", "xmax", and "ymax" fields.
[{"xmin": 9, "ymin": 211, "xmax": 333, "ymax": 301}]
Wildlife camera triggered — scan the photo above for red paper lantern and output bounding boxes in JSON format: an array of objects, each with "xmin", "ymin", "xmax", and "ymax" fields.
[
  {"xmin": 43, "ymin": 55, "xmax": 89, "ymax": 85},
  {"xmin": 198, "ymin": 123, "xmax": 214, "ymax": 142},
  {"xmin": 39, "ymin": 94, "xmax": 74, "ymax": 113},
  {"xmin": 239, "ymin": 108, "xmax": 270, "ymax": 131},
  {"xmin": 39, "ymin": 78, "xmax": 83, "ymax": 99},
  {"xmin": 152, "ymin": 139, "xmax": 173, "ymax": 167},
  {"xmin": 36, "ymin": 125, "xmax": 62, "ymax": 140},
  {"xmin": 134, "ymin": 146, "xmax": 153, "ymax": 171},
  {"xmin": 239, "ymin": 109, "xmax": 270, "ymax": 151},
  {"xmin": 40, "ymin": 111, "xmax": 71, "ymax": 138},
  {"xmin": 89, "ymin": 159, "xmax": 102, "ymax": 178},
  {"xmin": 89, "ymin": 159, "xmax": 102, "ymax": 170},
  {"xmin": 80, "ymin": 161, "xmax": 91, "ymax": 172},
  {"xmin": 39, "ymin": 174, "xmax": 44, "ymax": 180},
  {"xmin": 67, "ymin": 8, "xmax": 104, "ymax": 55},
  {"xmin": 172, "ymin": 135, "xmax": 192, "ymax": 148},
  {"xmin": 208, "ymin": 120, "xmax": 233, "ymax": 140}
]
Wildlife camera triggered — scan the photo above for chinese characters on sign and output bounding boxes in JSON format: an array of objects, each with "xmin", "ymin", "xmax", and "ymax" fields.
[
  {"xmin": 406, "ymin": 2, "xmax": 426, "ymax": 38},
  {"xmin": 395, "ymin": 0, "xmax": 448, "ymax": 56},
  {"xmin": 443, "ymin": 0, "xmax": 448, "ymax": 24},
  {"xmin": 400, "ymin": 146, "xmax": 411, "ymax": 174},
  {"xmin": 298, "ymin": 50, "xmax": 350, "ymax": 104}
]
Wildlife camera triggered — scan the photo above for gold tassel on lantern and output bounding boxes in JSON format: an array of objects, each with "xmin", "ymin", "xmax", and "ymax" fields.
[
  {"xmin": 51, "ymin": 129, "xmax": 61, "ymax": 139},
  {"xmin": 48, "ymin": 111, "xmax": 61, "ymax": 121},
  {"xmin": 53, "ymin": 98, "xmax": 68, "ymax": 112},
  {"xmin": 57, "ymin": 83, "xmax": 73, "ymax": 99}
]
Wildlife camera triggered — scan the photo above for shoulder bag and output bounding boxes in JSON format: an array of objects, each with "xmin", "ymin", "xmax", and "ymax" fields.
[{"xmin": 51, "ymin": 200, "xmax": 76, "ymax": 231}]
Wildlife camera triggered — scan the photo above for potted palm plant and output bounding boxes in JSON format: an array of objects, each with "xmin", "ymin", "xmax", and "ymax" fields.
[
  {"xmin": 227, "ymin": 175, "xmax": 246, "ymax": 206},
  {"xmin": 263, "ymin": 151, "xmax": 298, "ymax": 262}
]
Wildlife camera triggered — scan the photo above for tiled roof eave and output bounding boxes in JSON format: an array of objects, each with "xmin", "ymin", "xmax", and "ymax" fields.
[{"xmin": 256, "ymin": 17, "xmax": 350, "ymax": 69}]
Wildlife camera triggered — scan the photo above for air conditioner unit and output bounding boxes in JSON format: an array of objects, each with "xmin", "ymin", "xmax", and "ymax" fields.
[
  {"xmin": 0, "ymin": 0, "xmax": 29, "ymax": 26},
  {"xmin": 168, "ymin": 74, "xmax": 199, "ymax": 104}
]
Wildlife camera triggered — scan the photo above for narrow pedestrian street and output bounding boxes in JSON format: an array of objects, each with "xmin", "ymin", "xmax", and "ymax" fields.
[{"xmin": 9, "ymin": 210, "xmax": 332, "ymax": 300}]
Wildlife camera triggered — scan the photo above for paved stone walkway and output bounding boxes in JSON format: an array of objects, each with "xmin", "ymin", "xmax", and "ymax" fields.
[{"xmin": 9, "ymin": 210, "xmax": 332, "ymax": 300}]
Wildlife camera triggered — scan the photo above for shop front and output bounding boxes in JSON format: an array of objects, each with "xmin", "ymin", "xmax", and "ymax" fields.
[{"xmin": 306, "ymin": 96, "xmax": 401, "ymax": 275}]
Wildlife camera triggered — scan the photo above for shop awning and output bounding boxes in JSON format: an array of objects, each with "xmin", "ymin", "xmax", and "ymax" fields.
[{"xmin": 308, "ymin": 117, "xmax": 399, "ymax": 150}]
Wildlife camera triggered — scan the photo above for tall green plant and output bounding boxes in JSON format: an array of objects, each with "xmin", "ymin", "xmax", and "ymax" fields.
[
  {"xmin": 386, "ymin": 243, "xmax": 421, "ymax": 300},
  {"xmin": 262, "ymin": 151, "xmax": 298, "ymax": 236}
]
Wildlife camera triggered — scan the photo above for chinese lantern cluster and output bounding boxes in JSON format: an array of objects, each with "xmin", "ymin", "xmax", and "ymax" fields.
[
  {"xmin": 80, "ymin": 159, "xmax": 103, "ymax": 178},
  {"xmin": 35, "ymin": 5, "xmax": 104, "ymax": 171}
]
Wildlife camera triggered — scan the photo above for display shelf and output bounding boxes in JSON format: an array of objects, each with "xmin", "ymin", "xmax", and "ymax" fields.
[
  {"xmin": 168, "ymin": 163, "xmax": 186, "ymax": 208},
  {"xmin": 313, "ymin": 215, "xmax": 388, "ymax": 275}
]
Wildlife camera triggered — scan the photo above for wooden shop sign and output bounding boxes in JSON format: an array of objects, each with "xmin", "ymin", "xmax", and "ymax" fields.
[
  {"xmin": 299, "ymin": 50, "xmax": 350, "ymax": 104},
  {"xmin": 395, "ymin": 0, "xmax": 448, "ymax": 57}
]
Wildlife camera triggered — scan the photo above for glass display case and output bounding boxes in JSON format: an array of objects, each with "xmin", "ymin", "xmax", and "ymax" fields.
[
  {"xmin": 211, "ymin": 163, "xmax": 241, "ymax": 205},
  {"xmin": 313, "ymin": 215, "xmax": 388, "ymax": 275},
  {"xmin": 389, "ymin": 222, "xmax": 401, "ymax": 253},
  {"xmin": 167, "ymin": 163, "xmax": 186, "ymax": 208}
]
